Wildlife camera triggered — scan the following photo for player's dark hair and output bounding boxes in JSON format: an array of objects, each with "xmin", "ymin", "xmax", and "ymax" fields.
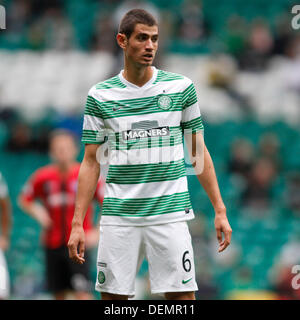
[{"xmin": 118, "ymin": 9, "xmax": 158, "ymax": 39}]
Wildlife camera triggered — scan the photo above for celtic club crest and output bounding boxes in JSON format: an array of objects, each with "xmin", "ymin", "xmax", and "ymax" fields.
[
  {"xmin": 157, "ymin": 95, "xmax": 173, "ymax": 110},
  {"xmin": 98, "ymin": 271, "xmax": 106, "ymax": 284}
]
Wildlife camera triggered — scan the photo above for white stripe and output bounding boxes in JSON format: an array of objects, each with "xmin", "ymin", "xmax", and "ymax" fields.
[
  {"xmin": 90, "ymin": 77, "xmax": 192, "ymax": 102},
  {"xmin": 83, "ymin": 114, "xmax": 104, "ymax": 131},
  {"xmin": 100, "ymin": 210, "xmax": 195, "ymax": 226},
  {"xmin": 0, "ymin": 249, "xmax": 9, "ymax": 298},
  {"xmin": 107, "ymin": 144, "xmax": 184, "ymax": 165},
  {"xmin": 104, "ymin": 176, "xmax": 188, "ymax": 199},
  {"xmin": 104, "ymin": 110, "xmax": 182, "ymax": 132},
  {"xmin": 182, "ymin": 102, "xmax": 202, "ymax": 123}
]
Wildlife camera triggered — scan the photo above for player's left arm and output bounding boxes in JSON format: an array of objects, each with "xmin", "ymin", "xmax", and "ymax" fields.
[
  {"xmin": 186, "ymin": 131, "xmax": 232, "ymax": 252},
  {"xmin": 0, "ymin": 196, "xmax": 12, "ymax": 251},
  {"xmin": 182, "ymin": 79, "xmax": 232, "ymax": 252},
  {"xmin": 85, "ymin": 177, "xmax": 105, "ymax": 248}
]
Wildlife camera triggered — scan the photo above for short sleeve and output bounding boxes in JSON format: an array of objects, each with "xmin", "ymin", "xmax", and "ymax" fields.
[
  {"xmin": 181, "ymin": 81, "xmax": 204, "ymax": 134},
  {"xmin": 0, "ymin": 172, "xmax": 8, "ymax": 199},
  {"xmin": 82, "ymin": 87, "xmax": 107, "ymax": 145}
]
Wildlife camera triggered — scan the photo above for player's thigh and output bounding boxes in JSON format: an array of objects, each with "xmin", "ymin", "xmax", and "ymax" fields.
[
  {"xmin": 165, "ymin": 291, "xmax": 195, "ymax": 300},
  {"xmin": 145, "ymin": 221, "xmax": 198, "ymax": 295},
  {"xmin": 101, "ymin": 292, "xmax": 129, "ymax": 300},
  {"xmin": 0, "ymin": 249, "xmax": 10, "ymax": 299},
  {"xmin": 95, "ymin": 225, "xmax": 144, "ymax": 297}
]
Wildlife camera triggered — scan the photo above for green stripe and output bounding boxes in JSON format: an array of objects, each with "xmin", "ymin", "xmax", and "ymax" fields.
[
  {"xmin": 82, "ymin": 129, "xmax": 106, "ymax": 144},
  {"xmin": 81, "ymin": 140, "xmax": 105, "ymax": 145},
  {"xmin": 106, "ymin": 159, "xmax": 186, "ymax": 184},
  {"xmin": 182, "ymin": 83, "xmax": 194, "ymax": 101},
  {"xmin": 182, "ymin": 117, "xmax": 204, "ymax": 132},
  {"xmin": 84, "ymin": 96, "xmax": 102, "ymax": 118},
  {"xmin": 182, "ymin": 83, "xmax": 198, "ymax": 109},
  {"xmin": 99, "ymin": 93, "xmax": 183, "ymax": 119},
  {"xmin": 89, "ymin": 79, "xmax": 199, "ymax": 120},
  {"xmin": 102, "ymin": 191, "xmax": 192, "ymax": 216},
  {"xmin": 95, "ymin": 76, "xmax": 127, "ymax": 90},
  {"xmin": 153, "ymin": 70, "xmax": 184, "ymax": 83},
  {"xmin": 101, "ymin": 93, "xmax": 182, "ymax": 107}
]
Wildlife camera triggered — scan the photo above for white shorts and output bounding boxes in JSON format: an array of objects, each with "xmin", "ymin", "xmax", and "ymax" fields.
[
  {"xmin": 95, "ymin": 221, "xmax": 198, "ymax": 297},
  {"xmin": 0, "ymin": 249, "xmax": 10, "ymax": 299}
]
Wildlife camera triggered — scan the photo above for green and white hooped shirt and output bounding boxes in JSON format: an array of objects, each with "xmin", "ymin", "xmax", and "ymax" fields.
[{"xmin": 82, "ymin": 67, "xmax": 204, "ymax": 226}]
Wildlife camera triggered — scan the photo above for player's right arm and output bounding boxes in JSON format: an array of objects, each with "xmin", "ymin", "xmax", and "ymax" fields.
[
  {"xmin": 18, "ymin": 200, "xmax": 52, "ymax": 230},
  {"xmin": 18, "ymin": 172, "xmax": 52, "ymax": 230},
  {"xmin": 0, "ymin": 173, "xmax": 12, "ymax": 251},
  {"xmin": 68, "ymin": 143, "xmax": 100, "ymax": 264}
]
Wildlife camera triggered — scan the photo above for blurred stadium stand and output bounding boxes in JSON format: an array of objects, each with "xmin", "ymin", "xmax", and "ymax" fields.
[{"xmin": 0, "ymin": 0, "xmax": 300, "ymax": 300}]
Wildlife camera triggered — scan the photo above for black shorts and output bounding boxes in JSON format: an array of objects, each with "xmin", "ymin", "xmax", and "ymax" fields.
[{"xmin": 45, "ymin": 246, "xmax": 92, "ymax": 294}]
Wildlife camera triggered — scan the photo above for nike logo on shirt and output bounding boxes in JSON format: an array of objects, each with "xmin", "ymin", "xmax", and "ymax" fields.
[{"xmin": 182, "ymin": 278, "xmax": 193, "ymax": 284}]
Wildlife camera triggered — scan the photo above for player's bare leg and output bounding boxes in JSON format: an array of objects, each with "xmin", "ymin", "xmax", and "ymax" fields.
[
  {"xmin": 165, "ymin": 291, "xmax": 195, "ymax": 300},
  {"xmin": 74, "ymin": 291, "xmax": 94, "ymax": 300},
  {"xmin": 101, "ymin": 293, "xmax": 129, "ymax": 300},
  {"xmin": 54, "ymin": 291, "xmax": 67, "ymax": 300}
]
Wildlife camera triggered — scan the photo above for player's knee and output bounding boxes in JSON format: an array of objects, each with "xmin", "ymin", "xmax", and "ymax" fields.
[
  {"xmin": 74, "ymin": 291, "xmax": 93, "ymax": 300},
  {"xmin": 165, "ymin": 291, "xmax": 195, "ymax": 300},
  {"xmin": 101, "ymin": 292, "xmax": 129, "ymax": 300}
]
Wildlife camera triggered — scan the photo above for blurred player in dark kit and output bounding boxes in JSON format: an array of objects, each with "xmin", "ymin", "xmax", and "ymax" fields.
[{"xmin": 19, "ymin": 130, "xmax": 105, "ymax": 300}]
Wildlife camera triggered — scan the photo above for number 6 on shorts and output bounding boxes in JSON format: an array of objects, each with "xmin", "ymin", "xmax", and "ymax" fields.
[{"xmin": 182, "ymin": 250, "xmax": 191, "ymax": 272}]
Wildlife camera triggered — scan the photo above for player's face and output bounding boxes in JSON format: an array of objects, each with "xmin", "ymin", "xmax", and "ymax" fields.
[
  {"xmin": 125, "ymin": 23, "xmax": 158, "ymax": 66},
  {"xmin": 50, "ymin": 135, "xmax": 77, "ymax": 165}
]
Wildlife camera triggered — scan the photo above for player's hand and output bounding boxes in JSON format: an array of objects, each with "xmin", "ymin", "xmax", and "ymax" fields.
[
  {"xmin": 68, "ymin": 224, "xmax": 86, "ymax": 264},
  {"xmin": 30, "ymin": 203, "xmax": 52, "ymax": 230},
  {"xmin": 214, "ymin": 211, "xmax": 232, "ymax": 253},
  {"xmin": 38, "ymin": 213, "xmax": 52, "ymax": 230}
]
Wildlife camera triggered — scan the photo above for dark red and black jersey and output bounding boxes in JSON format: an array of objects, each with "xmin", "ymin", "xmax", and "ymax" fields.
[{"xmin": 20, "ymin": 163, "xmax": 104, "ymax": 249}]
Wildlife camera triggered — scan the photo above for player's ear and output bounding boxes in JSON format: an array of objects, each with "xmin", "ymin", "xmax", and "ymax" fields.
[{"xmin": 116, "ymin": 33, "xmax": 127, "ymax": 50}]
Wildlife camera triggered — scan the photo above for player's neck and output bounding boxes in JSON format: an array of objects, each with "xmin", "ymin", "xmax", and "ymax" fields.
[
  {"xmin": 56, "ymin": 161, "xmax": 75, "ymax": 175},
  {"xmin": 122, "ymin": 62, "xmax": 153, "ymax": 87}
]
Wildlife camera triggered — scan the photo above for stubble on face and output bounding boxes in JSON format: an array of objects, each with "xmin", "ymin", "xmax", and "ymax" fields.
[{"xmin": 126, "ymin": 24, "xmax": 159, "ymax": 67}]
